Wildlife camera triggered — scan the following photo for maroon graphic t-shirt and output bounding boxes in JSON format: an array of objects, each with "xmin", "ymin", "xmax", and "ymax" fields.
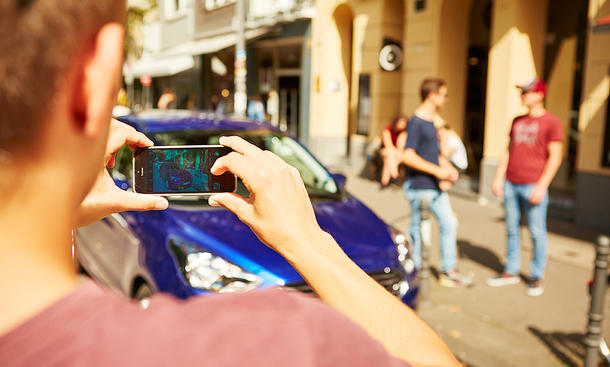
[{"xmin": 506, "ymin": 112, "xmax": 563, "ymax": 184}]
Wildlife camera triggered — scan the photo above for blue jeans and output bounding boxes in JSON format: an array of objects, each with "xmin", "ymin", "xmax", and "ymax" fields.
[
  {"xmin": 403, "ymin": 181, "xmax": 458, "ymax": 273},
  {"xmin": 503, "ymin": 181, "xmax": 549, "ymax": 279}
]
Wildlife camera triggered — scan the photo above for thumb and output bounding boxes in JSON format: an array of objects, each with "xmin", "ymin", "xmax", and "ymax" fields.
[
  {"xmin": 209, "ymin": 193, "xmax": 252, "ymax": 221},
  {"xmin": 117, "ymin": 191, "xmax": 169, "ymax": 211}
]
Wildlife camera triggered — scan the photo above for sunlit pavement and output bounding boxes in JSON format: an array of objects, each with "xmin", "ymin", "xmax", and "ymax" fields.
[{"xmin": 337, "ymin": 166, "xmax": 610, "ymax": 367}]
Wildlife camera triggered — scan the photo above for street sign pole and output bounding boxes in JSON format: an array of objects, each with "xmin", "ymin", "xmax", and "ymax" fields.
[{"xmin": 234, "ymin": 0, "xmax": 247, "ymax": 117}]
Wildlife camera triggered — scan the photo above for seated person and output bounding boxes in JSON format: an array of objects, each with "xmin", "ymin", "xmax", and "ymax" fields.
[{"xmin": 380, "ymin": 114, "xmax": 408, "ymax": 186}]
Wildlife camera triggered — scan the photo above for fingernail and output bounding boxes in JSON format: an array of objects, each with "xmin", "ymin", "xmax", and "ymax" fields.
[
  {"xmin": 208, "ymin": 197, "xmax": 218, "ymax": 206},
  {"xmin": 155, "ymin": 200, "xmax": 168, "ymax": 210}
]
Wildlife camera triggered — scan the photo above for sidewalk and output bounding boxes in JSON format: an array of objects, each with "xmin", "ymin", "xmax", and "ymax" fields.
[{"xmin": 338, "ymin": 167, "xmax": 609, "ymax": 367}]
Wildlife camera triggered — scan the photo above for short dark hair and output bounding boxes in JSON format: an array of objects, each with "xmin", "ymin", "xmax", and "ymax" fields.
[
  {"xmin": 420, "ymin": 78, "xmax": 446, "ymax": 102},
  {"xmin": 0, "ymin": 0, "xmax": 124, "ymax": 155}
]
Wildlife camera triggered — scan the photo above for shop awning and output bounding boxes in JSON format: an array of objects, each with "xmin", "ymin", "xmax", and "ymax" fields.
[
  {"xmin": 162, "ymin": 28, "xmax": 270, "ymax": 57},
  {"xmin": 124, "ymin": 54, "xmax": 195, "ymax": 79},
  {"xmin": 124, "ymin": 27, "xmax": 271, "ymax": 80}
]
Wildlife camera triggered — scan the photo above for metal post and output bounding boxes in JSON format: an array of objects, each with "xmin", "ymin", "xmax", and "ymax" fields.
[
  {"xmin": 418, "ymin": 198, "xmax": 432, "ymax": 307},
  {"xmin": 585, "ymin": 235, "xmax": 610, "ymax": 367},
  {"xmin": 234, "ymin": 0, "xmax": 247, "ymax": 117}
]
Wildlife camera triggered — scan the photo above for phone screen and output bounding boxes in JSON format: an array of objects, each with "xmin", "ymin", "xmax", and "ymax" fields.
[{"xmin": 133, "ymin": 145, "xmax": 236, "ymax": 195}]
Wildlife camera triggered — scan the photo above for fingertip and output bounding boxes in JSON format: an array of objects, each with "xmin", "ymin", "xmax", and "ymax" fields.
[
  {"xmin": 154, "ymin": 196, "xmax": 169, "ymax": 210},
  {"xmin": 208, "ymin": 195, "xmax": 221, "ymax": 207}
]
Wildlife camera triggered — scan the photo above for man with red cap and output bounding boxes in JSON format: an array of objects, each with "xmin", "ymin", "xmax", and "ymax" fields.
[{"xmin": 487, "ymin": 77, "xmax": 563, "ymax": 296}]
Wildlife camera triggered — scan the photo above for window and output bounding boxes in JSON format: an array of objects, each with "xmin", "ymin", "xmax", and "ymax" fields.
[
  {"xmin": 165, "ymin": 0, "xmax": 188, "ymax": 19},
  {"xmin": 415, "ymin": 0, "xmax": 426, "ymax": 12},
  {"xmin": 356, "ymin": 74, "xmax": 371, "ymax": 136},
  {"xmin": 204, "ymin": 0, "xmax": 236, "ymax": 11}
]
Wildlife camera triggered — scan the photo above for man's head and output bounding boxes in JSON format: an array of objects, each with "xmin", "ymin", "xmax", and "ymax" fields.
[
  {"xmin": 0, "ymin": 1, "xmax": 125, "ymax": 206},
  {"xmin": 420, "ymin": 78, "xmax": 448, "ymax": 110},
  {"xmin": 517, "ymin": 77, "xmax": 547, "ymax": 108}
]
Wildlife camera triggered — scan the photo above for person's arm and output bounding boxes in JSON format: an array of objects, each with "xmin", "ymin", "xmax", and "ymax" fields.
[
  {"xmin": 208, "ymin": 136, "xmax": 460, "ymax": 367},
  {"xmin": 381, "ymin": 128, "xmax": 393, "ymax": 149},
  {"xmin": 528, "ymin": 141, "xmax": 563, "ymax": 204},
  {"xmin": 76, "ymin": 119, "xmax": 168, "ymax": 227},
  {"xmin": 395, "ymin": 131, "xmax": 407, "ymax": 151},
  {"xmin": 491, "ymin": 151, "xmax": 509, "ymax": 197},
  {"xmin": 403, "ymin": 148, "xmax": 453, "ymax": 181}
]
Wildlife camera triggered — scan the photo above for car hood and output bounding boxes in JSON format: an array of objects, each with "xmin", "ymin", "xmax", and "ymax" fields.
[{"xmin": 165, "ymin": 195, "xmax": 398, "ymax": 284}]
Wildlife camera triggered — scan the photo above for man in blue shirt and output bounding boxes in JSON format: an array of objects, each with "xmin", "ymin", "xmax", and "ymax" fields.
[{"xmin": 402, "ymin": 78, "xmax": 473, "ymax": 288}]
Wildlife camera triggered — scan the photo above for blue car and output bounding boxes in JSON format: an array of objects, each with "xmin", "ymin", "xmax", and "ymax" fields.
[{"xmin": 76, "ymin": 110, "xmax": 418, "ymax": 307}]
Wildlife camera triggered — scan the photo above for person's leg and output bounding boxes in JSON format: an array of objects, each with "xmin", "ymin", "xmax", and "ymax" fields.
[
  {"xmin": 503, "ymin": 181, "xmax": 522, "ymax": 276},
  {"xmin": 430, "ymin": 191, "xmax": 458, "ymax": 273},
  {"xmin": 381, "ymin": 148, "xmax": 396, "ymax": 186},
  {"xmin": 404, "ymin": 182, "xmax": 423, "ymax": 269},
  {"xmin": 523, "ymin": 185, "xmax": 549, "ymax": 280}
]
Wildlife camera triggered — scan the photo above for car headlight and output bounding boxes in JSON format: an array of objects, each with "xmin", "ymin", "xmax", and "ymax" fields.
[
  {"xmin": 389, "ymin": 226, "xmax": 415, "ymax": 274},
  {"xmin": 169, "ymin": 238, "xmax": 262, "ymax": 293}
]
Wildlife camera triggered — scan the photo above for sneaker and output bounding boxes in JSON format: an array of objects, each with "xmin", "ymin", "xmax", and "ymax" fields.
[
  {"xmin": 527, "ymin": 278, "xmax": 544, "ymax": 296},
  {"xmin": 438, "ymin": 270, "xmax": 474, "ymax": 288},
  {"xmin": 486, "ymin": 273, "xmax": 520, "ymax": 287}
]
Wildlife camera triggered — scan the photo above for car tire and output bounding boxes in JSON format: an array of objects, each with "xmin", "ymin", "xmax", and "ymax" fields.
[{"xmin": 133, "ymin": 282, "xmax": 154, "ymax": 301}]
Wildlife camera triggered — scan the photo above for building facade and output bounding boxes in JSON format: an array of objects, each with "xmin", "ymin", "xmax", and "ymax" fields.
[
  {"xmin": 125, "ymin": 0, "xmax": 315, "ymax": 140},
  {"xmin": 128, "ymin": 0, "xmax": 610, "ymax": 231},
  {"xmin": 310, "ymin": 0, "xmax": 610, "ymax": 231}
]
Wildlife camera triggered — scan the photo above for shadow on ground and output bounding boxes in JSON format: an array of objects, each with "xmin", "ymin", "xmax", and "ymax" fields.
[
  {"xmin": 528, "ymin": 326, "xmax": 585, "ymax": 367},
  {"xmin": 457, "ymin": 239, "xmax": 504, "ymax": 274}
]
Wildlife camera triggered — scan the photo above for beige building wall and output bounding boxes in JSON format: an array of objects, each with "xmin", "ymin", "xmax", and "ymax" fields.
[
  {"xmin": 478, "ymin": 0, "xmax": 548, "ymax": 199},
  {"xmin": 400, "ymin": 0, "xmax": 470, "ymax": 140},
  {"xmin": 577, "ymin": 0, "xmax": 610, "ymax": 175},
  {"xmin": 575, "ymin": 0, "xmax": 610, "ymax": 231},
  {"xmin": 309, "ymin": 0, "xmax": 404, "ymax": 164}
]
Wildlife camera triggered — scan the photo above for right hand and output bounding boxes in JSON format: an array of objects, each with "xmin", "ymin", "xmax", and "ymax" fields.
[
  {"xmin": 436, "ymin": 165, "xmax": 459, "ymax": 182},
  {"xmin": 492, "ymin": 177, "xmax": 504, "ymax": 196},
  {"xmin": 76, "ymin": 119, "xmax": 169, "ymax": 227},
  {"xmin": 208, "ymin": 136, "xmax": 324, "ymax": 257}
]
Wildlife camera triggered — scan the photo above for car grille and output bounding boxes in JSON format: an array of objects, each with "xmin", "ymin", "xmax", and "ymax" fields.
[{"xmin": 285, "ymin": 269, "xmax": 405, "ymax": 298}]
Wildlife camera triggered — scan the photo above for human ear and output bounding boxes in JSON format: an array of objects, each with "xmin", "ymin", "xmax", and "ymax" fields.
[{"xmin": 70, "ymin": 23, "xmax": 124, "ymax": 139}]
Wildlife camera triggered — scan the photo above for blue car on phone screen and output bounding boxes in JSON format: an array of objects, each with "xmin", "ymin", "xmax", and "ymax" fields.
[{"xmin": 76, "ymin": 110, "xmax": 418, "ymax": 307}]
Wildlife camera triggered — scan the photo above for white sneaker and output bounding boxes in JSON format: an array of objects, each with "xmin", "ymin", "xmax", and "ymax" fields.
[
  {"xmin": 526, "ymin": 279, "xmax": 544, "ymax": 296},
  {"xmin": 438, "ymin": 270, "xmax": 474, "ymax": 288},
  {"xmin": 486, "ymin": 273, "xmax": 520, "ymax": 287}
]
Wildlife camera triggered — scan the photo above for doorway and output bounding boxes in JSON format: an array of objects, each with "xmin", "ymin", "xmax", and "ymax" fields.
[
  {"xmin": 463, "ymin": 0, "xmax": 492, "ymax": 176},
  {"xmin": 279, "ymin": 76, "xmax": 300, "ymax": 138}
]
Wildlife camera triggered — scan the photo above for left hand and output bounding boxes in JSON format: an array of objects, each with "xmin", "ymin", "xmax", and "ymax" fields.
[
  {"xmin": 528, "ymin": 184, "xmax": 547, "ymax": 205},
  {"xmin": 75, "ymin": 119, "xmax": 169, "ymax": 227}
]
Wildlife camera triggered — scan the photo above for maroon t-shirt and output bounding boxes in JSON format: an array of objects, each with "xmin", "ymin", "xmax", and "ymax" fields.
[
  {"xmin": 0, "ymin": 280, "xmax": 410, "ymax": 367},
  {"xmin": 506, "ymin": 112, "xmax": 563, "ymax": 184}
]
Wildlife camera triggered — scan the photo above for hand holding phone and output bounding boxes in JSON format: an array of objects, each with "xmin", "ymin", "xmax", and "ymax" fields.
[{"xmin": 133, "ymin": 145, "xmax": 236, "ymax": 195}]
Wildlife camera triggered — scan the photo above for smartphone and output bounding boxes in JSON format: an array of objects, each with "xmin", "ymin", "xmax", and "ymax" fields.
[{"xmin": 133, "ymin": 145, "xmax": 236, "ymax": 195}]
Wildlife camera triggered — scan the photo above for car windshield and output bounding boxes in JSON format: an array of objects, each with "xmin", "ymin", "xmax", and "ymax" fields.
[{"xmin": 112, "ymin": 129, "xmax": 340, "ymax": 202}]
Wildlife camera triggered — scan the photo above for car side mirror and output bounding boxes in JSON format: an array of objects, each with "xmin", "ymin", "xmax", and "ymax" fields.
[{"xmin": 331, "ymin": 173, "xmax": 347, "ymax": 188}]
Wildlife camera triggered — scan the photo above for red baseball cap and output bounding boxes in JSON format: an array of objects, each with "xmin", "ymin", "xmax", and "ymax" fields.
[{"xmin": 516, "ymin": 77, "xmax": 547, "ymax": 96}]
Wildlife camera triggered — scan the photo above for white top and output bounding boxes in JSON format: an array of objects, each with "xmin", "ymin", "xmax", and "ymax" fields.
[{"xmin": 446, "ymin": 133, "xmax": 468, "ymax": 170}]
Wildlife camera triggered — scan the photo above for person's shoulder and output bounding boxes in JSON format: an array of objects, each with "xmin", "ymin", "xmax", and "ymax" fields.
[
  {"xmin": 512, "ymin": 114, "xmax": 529, "ymax": 123},
  {"xmin": 542, "ymin": 112, "xmax": 561, "ymax": 124}
]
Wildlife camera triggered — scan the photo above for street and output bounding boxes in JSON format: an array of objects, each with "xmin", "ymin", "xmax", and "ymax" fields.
[{"xmin": 339, "ymin": 166, "xmax": 610, "ymax": 367}]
